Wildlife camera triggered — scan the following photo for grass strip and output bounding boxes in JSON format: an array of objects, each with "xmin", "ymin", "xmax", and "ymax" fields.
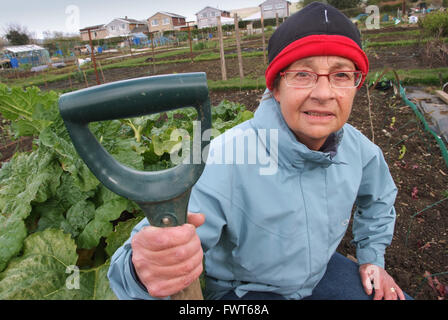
[
  {"xmin": 207, "ymin": 76, "xmax": 266, "ymax": 91},
  {"xmin": 366, "ymin": 37, "xmax": 448, "ymax": 48},
  {"xmin": 367, "ymin": 67, "xmax": 448, "ymax": 86},
  {"xmin": 362, "ymin": 29, "xmax": 421, "ymax": 40}
]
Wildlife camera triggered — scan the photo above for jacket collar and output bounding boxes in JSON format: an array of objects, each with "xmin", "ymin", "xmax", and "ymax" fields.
[{"xmin": 251, "ymin": 91, "xmax": 344, "ymax": 169}]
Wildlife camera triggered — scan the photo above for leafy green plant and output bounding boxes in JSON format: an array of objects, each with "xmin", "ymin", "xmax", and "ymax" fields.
[
  {"xmin": 398, "ymin": 144, "xmax": 407, "ymax": 160},
  {"xmin": 20, "ymin": 63, "xmax": 32, "ymax": 71},
  {"xmin": 418, "ymin": 10, "xmax": 448, "ymax": 37},
  {"xmin": 0, "ymin": 84, "xmax": 253, "ymax": 299}
]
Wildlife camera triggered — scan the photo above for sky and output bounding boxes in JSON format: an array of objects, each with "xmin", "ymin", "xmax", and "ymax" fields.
[{"xmin": 0, "ymin": 0, "xmax": 281, "ymax": 39}]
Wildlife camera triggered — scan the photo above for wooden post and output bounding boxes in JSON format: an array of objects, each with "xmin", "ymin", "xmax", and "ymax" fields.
[
  {"xmin": 82, "ymin": 69, "xmax": 89, "ymax": 88},
  {"xmin": 276, "ymin": 13, "xmax": 279, "ymax": 28},
  {"xmin": 87, "ymin": 28, "xmax": 101, "ymax": 85},
  {"xmin": 68, "ymin": 73, "xmax": 73, "ymax": 89},
  {"xmin": 151, "ymin": 32, "xmax": 156, "ymax": 74},
  {"xmin": 217, "ymin": 16, "xmax": 227, "ymax": 81},
  {"xmin": 128, "ymin": 36, "xmax": 133, "ymax": 56},
  {"xmin": 234, "ymin": 14, "xmax": 244, "ymax": 82},
  {"xmin": 97, "ymin": 61, "xmax": 106, "ymax": 83},
  {"xmin": 188, "ymin": 25, "xmax": 193, "ymax": 63},
  {"xmin": 260, "ymin": 8, "xmax": 267, "ymax": 65}
]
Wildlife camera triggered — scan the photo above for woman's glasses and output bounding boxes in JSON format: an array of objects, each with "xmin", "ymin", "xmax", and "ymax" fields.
[{"xmin": 280, "ymin": 70, "xmax": 364, "ymax": 88}]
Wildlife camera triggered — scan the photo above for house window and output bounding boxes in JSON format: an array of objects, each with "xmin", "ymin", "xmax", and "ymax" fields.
[
  {"xmin": 110, "ymin": 26, "xmax": 115, "ymax": 31},
  {"xmin": 264, "ymin": 5, "xmax": 273, "ymax": 11},
  {"xmin": 201, "ymin": 13, "xmax": 207, "ymax": 18},
  {"xmin": 151, "ymin": 19, "xmax": 159, "ymax": 26},
  {"xmin": 122, "ymin": 24, "xmax": 126, "ymax": 29},
  {"xmin": 276, "ymin": 3, "xmax": 285, "ymax": 9},
  {"xmin": 163, "ymin": 18, "xmax": 170, "ymax": 25}
]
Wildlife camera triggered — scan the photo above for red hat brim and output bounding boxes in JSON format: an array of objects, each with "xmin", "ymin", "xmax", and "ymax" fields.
[{"xmin": 265, "ymin": 34, "xmax": 369, "ymax": 91}]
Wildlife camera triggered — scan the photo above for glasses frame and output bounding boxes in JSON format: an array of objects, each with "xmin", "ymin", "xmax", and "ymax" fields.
[{"xmin": 279, "ymin": 70, "xmax": 364, "ymax": 89}]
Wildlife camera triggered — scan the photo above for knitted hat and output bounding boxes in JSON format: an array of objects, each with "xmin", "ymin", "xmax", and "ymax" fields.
[{"xmin": 265, "ymin": 2, "xmax": 369, "ymax": 90}]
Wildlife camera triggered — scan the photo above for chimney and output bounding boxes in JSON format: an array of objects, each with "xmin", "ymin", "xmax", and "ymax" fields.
[{"xmin": 125, "ymin": 16, "xmax": 128, "ymax": 19}]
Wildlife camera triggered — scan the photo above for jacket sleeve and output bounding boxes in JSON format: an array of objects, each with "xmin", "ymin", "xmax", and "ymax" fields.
[
  {"xmin": 107, "ymin": 217, "xmax": 162, "ymax": 300},
  {"xmin": 352, "ymin": 144, "xmax": 397, "ymax": 269},
  {"xmin": 107, "ymin": 164, "xmax": 228, "ymax": 300}
]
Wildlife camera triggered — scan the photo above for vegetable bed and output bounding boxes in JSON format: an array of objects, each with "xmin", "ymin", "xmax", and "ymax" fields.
[{"xmin": 0, "ymin": 84, "xmax": 253, "ymax": 299}]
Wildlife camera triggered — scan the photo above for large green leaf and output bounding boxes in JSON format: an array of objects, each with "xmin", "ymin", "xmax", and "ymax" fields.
[
  {"xmin": 0, "ymin": 229, "xmax": 78, "ymax": 299},
  {"xmin": 0, "ymin": 149, "xmax": 63, "ymax": 272},
  {"xmin": 77, "ymin": 196, "xmax": 129, "ymax": 249},
  {"xmin": 109, "ymin": 138, "xmax": 145, "ymax": 170},
  {"xmin": 0, "ymin": 149, "xmax": 62, "ymax": 217},
  {"xmin": 105, "ymin": 215, "xmax": 144, "ymax": 257},
  {"xmin": 61, "ymin": 200, "xmax": 96, "ymax": 238},
  {"xmin": 0, "ymin": 85, "xmax": 59, "ymax": 137},
  {"xmin": 53, "ymin": 173, "xmax": 95, "ymax": 212},
  {"xmin": 0, "ymin": 229, "xmax": 116, "ymax": 299},
  {"xmin": 39, "ymin": 127, "xmax": 99, "ymax": 192},
  {"xmin": 35, "ymin": 199, "xmax": 66, "ymax": 231},
  {"xmin": 45, "ymin": 260, "xmax": 116, "ymax": 300},
  {"xmin": 0, "ymin": 215, "xmax": 27, "ymax": 272}
]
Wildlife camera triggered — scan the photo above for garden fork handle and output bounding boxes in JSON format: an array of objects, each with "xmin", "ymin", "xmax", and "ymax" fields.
[{"xmin": 59, "ymin": 73, "xmax": 211, "ymax": 300}]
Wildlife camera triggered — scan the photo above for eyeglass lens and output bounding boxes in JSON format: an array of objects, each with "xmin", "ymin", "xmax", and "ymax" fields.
[{"xmin": 285, "ymin": 71, "xmax": 361, "ymax": 88}]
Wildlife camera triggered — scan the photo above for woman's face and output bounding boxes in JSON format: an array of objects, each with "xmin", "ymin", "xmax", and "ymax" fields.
[{"xmin": 273, "ymin": 56, "xmax": 358, "ymax": 151}]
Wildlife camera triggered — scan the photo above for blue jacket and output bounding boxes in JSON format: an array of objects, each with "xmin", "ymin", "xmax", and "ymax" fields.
[{"xmin": 108, "ymin": 92, "xmax": 397, "ymax": 300}]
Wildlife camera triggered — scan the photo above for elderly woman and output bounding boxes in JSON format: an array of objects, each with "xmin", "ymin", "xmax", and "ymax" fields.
[{"xmin": 108, "ymin": 2, "xmax": 412, "ymax": 300}]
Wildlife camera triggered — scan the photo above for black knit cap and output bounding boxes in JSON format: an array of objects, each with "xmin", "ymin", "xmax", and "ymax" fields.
[
  {"xmin": 268, "ymin": 2, "xmax": 363, "ymax": 63},
  {"xmin": 265, "ymin": 2, "xmax": 369, "ymax": 90}
]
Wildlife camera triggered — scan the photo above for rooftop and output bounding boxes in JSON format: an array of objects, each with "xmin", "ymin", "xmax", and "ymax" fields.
[{"xmin": 3, "ymin": 44, "xmax": 46, "ymax": 53}]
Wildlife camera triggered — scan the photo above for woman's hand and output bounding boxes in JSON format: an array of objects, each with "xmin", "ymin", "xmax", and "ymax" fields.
[
  {"xmin": 359, "ymin": 263, "xmax": 406, "ymax": 300},
  {"xmin": 131, "ymin": 212, "xmax": 205, "ymax": 298}
]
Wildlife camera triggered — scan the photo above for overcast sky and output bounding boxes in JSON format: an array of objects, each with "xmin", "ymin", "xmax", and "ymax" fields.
[{"xmin": 0, "ymin": 0, "xmax": 285, "ymax": 39}]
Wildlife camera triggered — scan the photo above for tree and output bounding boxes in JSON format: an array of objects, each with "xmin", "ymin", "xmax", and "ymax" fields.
[
  {"xmin": 0, "ymin": 37, "xmax": 6, "ymax": 50},
  {"xmin": 4, "ymin": 24, "xmax": 31, "ymax": 45}
]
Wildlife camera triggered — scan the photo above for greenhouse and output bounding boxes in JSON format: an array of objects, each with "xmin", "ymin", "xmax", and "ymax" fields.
[{"xmin": 2, "ymin": 44, "xmax": 51, "ymax": 68}]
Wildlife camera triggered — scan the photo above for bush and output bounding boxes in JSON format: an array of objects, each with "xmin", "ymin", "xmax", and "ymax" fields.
[
  {"xmin": 418, "ymin": 11, "xmax": 448, "ymax": 37},
  {"xmin": 19, "ymin": 63, "xmax": 32, "ymax": 71}
]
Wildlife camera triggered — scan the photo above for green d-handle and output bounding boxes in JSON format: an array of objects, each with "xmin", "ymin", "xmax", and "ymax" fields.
[{"xmin": 58, "ymin": 72, "xmax": 212, "ymax": 228}]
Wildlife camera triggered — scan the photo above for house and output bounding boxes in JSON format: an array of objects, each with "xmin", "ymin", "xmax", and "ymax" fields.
[
  {"xmin": 79, "ymin": 24, "xmax": 108, "ymax": 41},
  {"xmin": 105, "ymin": 17, "xmax": 147, "ymax": 38},
  {"xmin": 130, "ymin": 24, "xmax": 149, "ymax": 35},
  {"xmin": 148, "ymin": 12, "xmax": 187, "ymax": 33},
  {"xmin": 259, "ymin": 0, "xmax": 291, "ymax": 19},
  {"xmin": 196, "ymin": 6, "xmax": 233, "ymax": 29}
]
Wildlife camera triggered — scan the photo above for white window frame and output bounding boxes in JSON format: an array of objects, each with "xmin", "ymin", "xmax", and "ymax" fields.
[
  {"xmin": 151, "ymin": 19, "xmax": 159, "ymax": 26},
  {"xmin": 163, "ymin": 18, "xmax": 170, "ymax": 25},
  {"xmin": 275, "ymin": 3, "xmax": 285, "ymax": 9},
  {"xmin": 264, "ymin": 5, "xmax": 273, "ymax": 11}
]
